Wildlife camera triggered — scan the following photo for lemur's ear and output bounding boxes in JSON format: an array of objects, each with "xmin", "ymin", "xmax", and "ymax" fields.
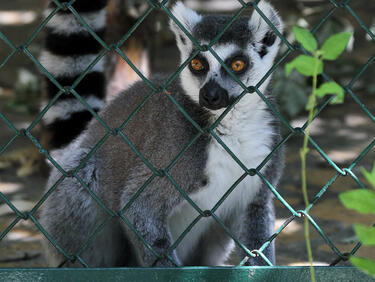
[
  {"xmin": 249, "ymin": 1, "xmax": 284, "ymax": 57},
  {"xmin": 169, "ymin": 2, "xmax": 202, "ymax": 51}
]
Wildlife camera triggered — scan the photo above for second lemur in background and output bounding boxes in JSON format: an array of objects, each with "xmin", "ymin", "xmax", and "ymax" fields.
[
  {"xmin": 40, "ymin": 1, "xmax": 284, "ymax": 267},
  {"xmin": 40, "ymin": 0, "xmax": 108, "ymax": 148}
]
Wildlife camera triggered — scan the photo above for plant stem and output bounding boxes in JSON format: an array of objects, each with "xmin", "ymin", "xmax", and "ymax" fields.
[{"xmin": 300, "ymin": 53, "xmax": 321, "ymax": 282}]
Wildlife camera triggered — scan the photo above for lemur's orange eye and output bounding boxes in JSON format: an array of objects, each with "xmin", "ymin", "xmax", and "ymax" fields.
[
  {"xmin": 231, "ymin": 60, "xmax": 246, "ymax": 72},
  {"xmin": 191, "ymin": 58, "xmax": 204, "ymax": 71}
]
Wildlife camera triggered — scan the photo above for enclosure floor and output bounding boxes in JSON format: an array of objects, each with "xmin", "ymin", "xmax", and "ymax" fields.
[{"xmin": 275, "ymin": 94, "xmax": 375, "ymax": 266}]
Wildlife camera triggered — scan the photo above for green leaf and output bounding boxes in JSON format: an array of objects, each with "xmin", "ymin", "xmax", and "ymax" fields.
[
  {"xmin": 316, "ymin": 82, "xmax": 344, "ymax": 104},
  {"xmin": 350, "ymin": 256, "xmax": 375, "ymax": 276},
  {"xmin": 293, "ymin": 26, "xmax": 318, "ymax": 53},
  {"xmin": 353, "ymin": 224, "xmax": 375, "ymax": 246},
  {"xmin": 339, "ymin": 189, "xmax": 375, "ymax": 215},
  {"xmin": 321, "ymin": 32, "xmax": 353, "ymax": 60},
  {"xmin": 285, "ymin": 55, "xmax": 323, "ymax": 77},
  {"xmin": 361, "ymin": 162, "xmax": 375, "ymax": 189}
]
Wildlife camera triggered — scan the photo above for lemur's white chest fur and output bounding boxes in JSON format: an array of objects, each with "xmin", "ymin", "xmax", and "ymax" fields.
[{"xmin": 168, "ymin": 97, "xmax": 274, "ymax": 265}]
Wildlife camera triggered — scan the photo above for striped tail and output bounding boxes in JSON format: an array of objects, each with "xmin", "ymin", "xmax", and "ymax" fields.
[{"xmin": 40, "ymin": 0, "xmax": 108, "ymax": 149}]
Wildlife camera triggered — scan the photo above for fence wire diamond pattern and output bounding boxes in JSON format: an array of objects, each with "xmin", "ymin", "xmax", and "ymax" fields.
[{"xmin": 0, "ymin": 0, "xmax": 374, "ymax": 267}]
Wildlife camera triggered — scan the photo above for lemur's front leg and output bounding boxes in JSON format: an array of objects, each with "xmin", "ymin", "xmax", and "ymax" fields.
[
  {"xmin": 239, "ymin": 189, "xmax": 275, "ymax": 266},
  {"xmin": 121, "ymin": 210, "xmax": 179, "ymax": 267}
]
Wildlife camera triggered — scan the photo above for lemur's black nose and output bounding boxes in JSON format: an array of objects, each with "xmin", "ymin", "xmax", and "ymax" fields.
[{"xmin": 199, "ymin": 80, "xmax": 230, "ymax": 110}]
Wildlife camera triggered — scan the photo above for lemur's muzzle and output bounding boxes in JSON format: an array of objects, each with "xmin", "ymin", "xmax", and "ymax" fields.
[{"xmin": 199, "ymin": 80, "xmax": 230, "ymax": 110}]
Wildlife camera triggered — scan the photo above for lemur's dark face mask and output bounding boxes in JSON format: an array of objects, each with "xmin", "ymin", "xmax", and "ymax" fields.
[
  {"xmin": 190, "ymin": 54, "xmax": 250, "ymax": 110},
  {"xmin": 199, "ymin": 80, "xmax": 230, "ymax": 110}
]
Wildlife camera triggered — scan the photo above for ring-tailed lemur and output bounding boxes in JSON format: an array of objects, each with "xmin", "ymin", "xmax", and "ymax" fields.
[{"xmin": 40, "ymin": 1, "xmax": 284, "ymax": 267}]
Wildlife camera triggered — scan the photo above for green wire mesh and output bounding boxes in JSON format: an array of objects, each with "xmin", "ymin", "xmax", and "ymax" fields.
[{"xmin": 0, "ymin": 0, "xmax": 374, "ymax": 267}]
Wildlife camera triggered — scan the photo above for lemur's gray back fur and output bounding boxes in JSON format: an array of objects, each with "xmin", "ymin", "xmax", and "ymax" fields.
[{"xmin": 41, "ymin": 1, "xmax": 284, "ymax": 267}]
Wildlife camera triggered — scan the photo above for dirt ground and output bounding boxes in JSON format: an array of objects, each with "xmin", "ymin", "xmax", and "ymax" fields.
[{"xmin": 0, "ymin": 0, "xmax": 375, "ymax": 268}]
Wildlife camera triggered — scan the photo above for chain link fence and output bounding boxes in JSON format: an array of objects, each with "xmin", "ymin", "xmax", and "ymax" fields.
[{"xmin": 0, "ymin": 0, "xmax": 374, "ymax": 273}]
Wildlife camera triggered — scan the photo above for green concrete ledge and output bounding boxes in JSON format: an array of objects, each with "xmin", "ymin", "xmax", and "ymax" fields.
[{"xmin": 0, "ymin": 266, "xmax": 374, "ymax": 282}]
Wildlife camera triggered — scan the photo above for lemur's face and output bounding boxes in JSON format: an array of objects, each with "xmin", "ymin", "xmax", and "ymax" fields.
[
  {"xmin": 170, "ymin": 2, "xmax": 283, "ymax": 113},
  {"xmin": 185, "ymin": 41, "xmax": 265, "ymax": 111}
]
